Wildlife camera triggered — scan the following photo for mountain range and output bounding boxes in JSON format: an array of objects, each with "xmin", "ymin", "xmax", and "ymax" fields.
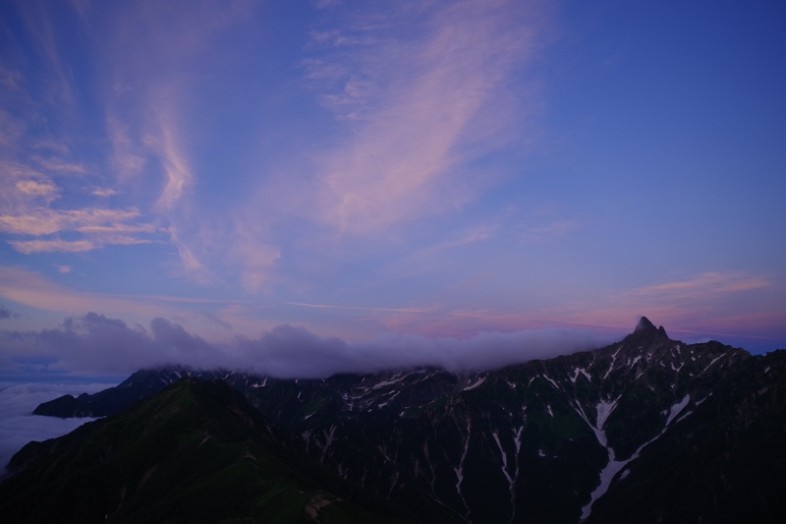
[{"xmin": 2, "ymin": 317, "xmax": 785, "ymax": 523}]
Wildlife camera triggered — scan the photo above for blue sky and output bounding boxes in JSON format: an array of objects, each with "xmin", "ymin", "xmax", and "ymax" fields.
[{"xmin": 1, "ymin": 0, "xmax": 785, "ymax": 376}]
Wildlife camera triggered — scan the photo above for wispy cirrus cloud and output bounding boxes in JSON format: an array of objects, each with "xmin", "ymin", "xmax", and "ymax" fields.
[
  {"xmin": 91, "ymin": 187, "xmax": 117, "ymax": 198},
  {"xmin": 104, "ymin": 114, "xmax": 147, "ymax": 181},
  {"xmin": 1, "ymin": 162, "xmax": 55, "ymax": 207},
  {"xmin": 0, "ymin": 4, "xmax": 160, "ymax": 258},
  {"xmin": 13, "ymin": 180, "xmax": 58, "ymax": 200},
  {"xmin": 9, "ymin": 235, "xmax": 151, "ymax": 255},
  {"xmin": 9, "ymin": 239, "xmax": 95, "ymax": 254},
  {"xmin": 75, "ymin": 222, "xmax": 157, "ymax": 235},
  {"xmin": 151, "ymin": 115, "xmax": 193, "ymax": 213},
  {"xmin": 0, "ymin": 0, "xmax": 255, "ymax": 276},
  {"xmin": 286, "ymin": 301, "xmax": 434, "ymax": 316},
  {"xmin": 0, "ymin": 208, "xmax": 143, "ymax": 236},
  {"xmin": 429, "ymin": 226, "xmax": 498, "ymax": 253},
  {"xmin": 168, "ymin": 229, "xmax": 213, "ymax": 284},
  {"xmin": 631, "ymin": 272, "xmax": 770, "ymax": 299},
  {"xmin": 9, "ymin": 0, "xmax": 77, "ymax": 109},
  {"xmin": 2, "ymin": 0, "xmax": 563, "ymax": 304},
  {"xmin": 31, "ymin": 156, "xmax": 87, "ymax": 175},
  {"xmin": 224, "ymin": 0, "xmax": 554, "ymax": 294},
  {"xmin": 0, "ymin": 201, "xmax": 158, "ymax": 253},
  {"xmin": 304, "ymin": 0, "xmax": 549, "ymax": 234},
  {"xmin": 230, "ymin": 231, "xmax": 281, "ymax": 293},
  {"xmin": 518, "ymin": 220, "xmax": 581, "ymax": 243},
  {"xmin": 84, "ymin": 0, "xmax": 256, "ymax": 282}
]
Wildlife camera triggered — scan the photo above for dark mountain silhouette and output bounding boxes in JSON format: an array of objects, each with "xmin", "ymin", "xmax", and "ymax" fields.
[
  {"xmin": 6, "ymin": 317, "xmax": 786, "ymax": 523},
  {"xmin": 1, "ymin": 379, "xmax": 408, "ymax": 523}
]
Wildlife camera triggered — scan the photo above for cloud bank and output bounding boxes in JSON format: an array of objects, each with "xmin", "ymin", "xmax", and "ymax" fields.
[
  {"xmin": 0, "ymin": 381, "xmax": 107, "ymax": 473},
  {"xmin": 0, "ymin": 312, "xmax": 612, "ymax": 379}
]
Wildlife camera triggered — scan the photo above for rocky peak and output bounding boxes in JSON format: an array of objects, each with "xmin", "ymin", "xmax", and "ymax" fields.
[{"xmin": 633, "ymin": 316, "xmax": 668, "ymax": 339}]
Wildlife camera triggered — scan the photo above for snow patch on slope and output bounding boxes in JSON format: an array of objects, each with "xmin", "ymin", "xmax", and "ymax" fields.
[
  {"xmin": 463, "ymin": 376, "xmax": 486, "ymax": 391},
  {"xmin": 665, "ymin": 394, "xmax": 690, "ymax": 426},
  {"xmin": 579, "ymin": 394, "xmax": 697, "ymax": 520},
  {"xmin": 574, "ymin": 398, "xmax": 620, "ymax": 520},
  {"xmin": 603, "ymin": 346, "xmax": 623, "ymax": 380},
  {"xmin": 453, "ymin": 420, "xmax": 472, "ymax": 517},
  {"xmin": 569, "ymin": 367, "xmax": 591, "ymax": 384}
]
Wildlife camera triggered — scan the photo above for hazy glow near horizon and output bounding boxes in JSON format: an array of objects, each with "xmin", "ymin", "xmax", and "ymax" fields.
[{"xmin": 1, "ymin": 0, "xmax": 785, "ymax": 375}]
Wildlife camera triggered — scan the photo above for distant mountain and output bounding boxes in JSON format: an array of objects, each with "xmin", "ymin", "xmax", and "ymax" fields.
[
  {"xmin": 32, "ymin": 366, "xmax": 194, "ymax": 418},
  {"xmin": 1, "ymin": 379, "xmax": 409, "ymax": 523},
  {"xmin": 11, "ymin": 317, "xmax": 786, "ymax": 522}
]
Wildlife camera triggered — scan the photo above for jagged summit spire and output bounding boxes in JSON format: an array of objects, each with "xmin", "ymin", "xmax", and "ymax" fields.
[
  {"xmin": 634, "ymin": 316, "xmax": 668, "ymax": 339},
  {"xmin": 635, "ymin": 316, "xmax": 656, "ymax": 333}
]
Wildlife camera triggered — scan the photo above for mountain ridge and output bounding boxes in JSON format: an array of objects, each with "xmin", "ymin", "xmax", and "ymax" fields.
[
  {"xmin": 8, "ymin": 318, "xmax": 786, "ymax": 523},
  {"xmin": 2, "ymin": 378, "xmax": 412, "ymax": 523}
]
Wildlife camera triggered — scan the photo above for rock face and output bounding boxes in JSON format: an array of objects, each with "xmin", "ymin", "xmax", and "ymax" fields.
[{"xmin": 13, "ymin": 318, "xmax": 786, "ymax": 523}]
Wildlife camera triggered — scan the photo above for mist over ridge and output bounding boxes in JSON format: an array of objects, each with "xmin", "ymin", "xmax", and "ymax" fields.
[
  {"xmin": 12, "ymin": 317, "xmax": 786, "ymax": 523},
  {"xmin": 0, "ymin": 311, "xmax": 623, "ymax": 378}
]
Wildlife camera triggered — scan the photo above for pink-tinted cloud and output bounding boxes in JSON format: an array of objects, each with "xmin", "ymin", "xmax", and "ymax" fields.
[
  {"xmin": 319, "ymin": 3, "xmax": 544, "ymax": 233},
  {"xmin": 0, "ymin": 201, "xmax": 156, "ymax": 254},
  {"xmin": 167, "ymin": 229, "xmax": 213, "ymax": 285},
  {"xmin": 90, "ymin": 1, "xmax": 257, "ymax": 283},
  {"xmin": 0, "ymin": 208, "xmax": 142, "ymax": 236},
  {"xmin": 152, "ymin": 116, "xmax": 192, "ymax": 212},
  {"xmin": 631, "ymin": 272, "xmax": 770, "ymax": 298},
  {"xmin": 303, "ymin": 0, "xmax": 548, "ymax": 234},
  {"xmin": 8, "ymin": 239, "xmax": 95, "ymax": 254},
  {"xmin": 231, "ymin": 234, "xmax": 281, "ymax": 293},
  {"xmin": 31, "ymin": 157, "xmax": 87, "ymax": 175},
  {"xmin": 0, "ymin": 266, "xmax": 227, "ymax": 339},
  {"xmin": 91, "ymin": 187, "xmax": 117, "ymax": 197},
  {"xmin": 220, "ymin": 0, "xmax": 554, "ymax": 295},
  {"xmin": 75, "ymin": 223, "xmax": 157, "ymax": 235},
  {"xmin": 286, "ymin": 301, "xmax": 435, "ymax": 316},
  {"xmin": 0, "ymin": 266, "xmax": 152, "ymax": 317},
  {"xmin": 14, "ymin": 180, "xmax": 58, "ymax": 200},
  {"xmin": 527, "ymin": 271, "xmax": 782, "ymax": 346},
  {"xmin": 104, "ymin": 114, "xmax": 147, "ymax": 181}
]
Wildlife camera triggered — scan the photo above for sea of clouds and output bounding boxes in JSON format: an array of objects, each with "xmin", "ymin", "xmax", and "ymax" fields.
[{"xmin": 0, "ymin": 380, "xmax": 113, "ymax": 475}]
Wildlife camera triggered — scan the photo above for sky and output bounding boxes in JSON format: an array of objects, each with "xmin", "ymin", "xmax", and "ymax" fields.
[{"xmin": 1, "ymin": 0, "xmax": 785, "ymax": 378}]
